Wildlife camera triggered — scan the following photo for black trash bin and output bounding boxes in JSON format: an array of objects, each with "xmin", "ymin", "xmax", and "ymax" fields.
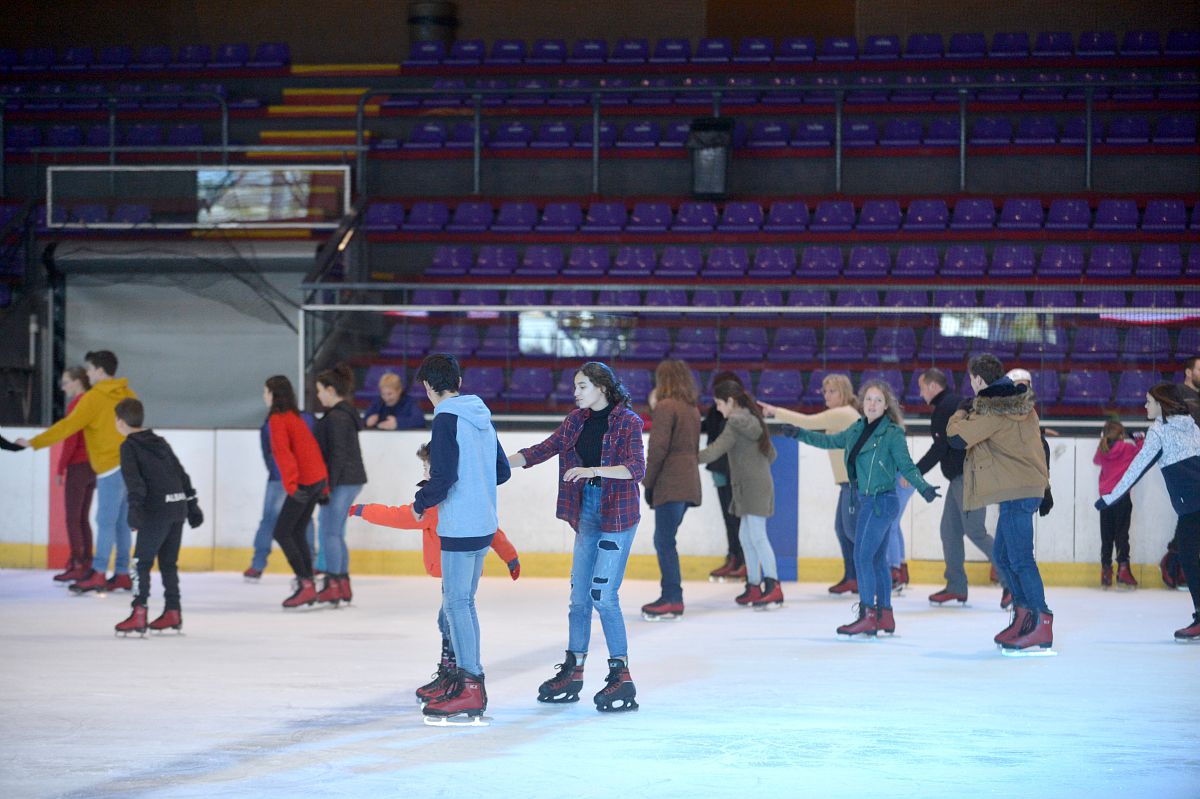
[{"xmin": 686, "ymin": 117, "xmax": 734, "ymax": 200}]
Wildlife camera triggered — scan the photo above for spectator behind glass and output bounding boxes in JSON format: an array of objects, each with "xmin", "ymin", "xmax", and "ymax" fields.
[{"xmin": 365, "ymin": 372, "xmax": 425, "ymax": 430}]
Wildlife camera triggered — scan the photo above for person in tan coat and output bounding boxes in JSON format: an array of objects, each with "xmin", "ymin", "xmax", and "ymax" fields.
[
  {"xmin": 947, "ymin": 353, "xmax": 1053, "ymax": 655},
  {"xmin": 699, "ymin": 380, "xmax": 781, "ymax": 609},
  {"xmin": 640, "ymin": 360, "xmax": 702, "ymax": 620},
  {"xmin": 761, "ymin": 372, "xmax": 861, "ymax": 594}
]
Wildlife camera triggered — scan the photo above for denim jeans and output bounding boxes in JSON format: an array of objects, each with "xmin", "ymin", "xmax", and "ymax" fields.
[
  {"xmin": 834, "ymin": 482, "xmax": 856, "ymax": 580},
  {"xmin": 317, "ymin": 483, "xmax": 362, "ymax": 575},
  {"xmin": 441, "ymin": 545, "xmax": 488, "ymax": 675},
  {"xmin": 993, "ymin": 496, "xmax": 1049, "ymax": 614},
  {"xmin": 855, "ymin": 491, "xmax": 899, "ymax": 609},
  {"xmin": 251, "ymin": 479, "xmax": 316, "ymax": 572},
  {"xmin": 738, "ymin": 514, "xmax": 778, "ymax": 583},
  {"xmin": 652, "ymin": 500, "xmax": 688, "ymax": 602},
  {"xmin": 568, "ymin": 484, "xmax": 636, "ymax": 659},
  {"xmin": 93, "ymin": 470, "xmax": 131, "ymax": 575},
  {"xmin": 887, "ymin": 475, "xmax": 915, "ymax": 568}
]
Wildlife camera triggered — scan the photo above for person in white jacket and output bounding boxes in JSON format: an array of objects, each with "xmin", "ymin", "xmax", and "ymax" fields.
[{"xmin": 1095, "ymin": 383, "xmax": 1200, "ymax": 641}]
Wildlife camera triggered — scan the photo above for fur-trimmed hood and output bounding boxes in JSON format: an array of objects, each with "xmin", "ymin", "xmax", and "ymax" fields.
[{"xmin": 972, "ymin": 378, "xmax": 1037, "ymax": 418}]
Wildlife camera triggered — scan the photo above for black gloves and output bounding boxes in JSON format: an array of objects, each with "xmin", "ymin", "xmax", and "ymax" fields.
[
  {"xmin": 1093, "ymin": 497, "xmax": 1107, "ymax": 511},
  {"xmin": 644, "ymin": 488, "xmax": 654, "ymax": 506},
  {"xmin": 187, "ymin": 500, "xmax": 204, "ymax": 529},
  {"xmin": 778, "ymin": 424, "xmax": 801, "ymax": 439},
  {"xmin": 919, "ymin": 485, "xmax": 941, "ymax": 503},
  {"xmin": 1039, "ymin": 486, "xmax": 1054, "ymax": 517}
]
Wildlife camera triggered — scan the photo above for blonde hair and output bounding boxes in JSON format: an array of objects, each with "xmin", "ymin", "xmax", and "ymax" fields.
[
  {"xmin": 653, "ymin": 359, "xmax": 698, "ymax": 405},
  {"xmin": 379, "ymin": 372, "xmax": 403, "ymax": 391},
  {"xmin": 858, "ymin": 379, "xmax": 904, "ymax": 428},
  {"xmin": 822, "ymin": 373, "xmax": 859, "ymax": 410}
]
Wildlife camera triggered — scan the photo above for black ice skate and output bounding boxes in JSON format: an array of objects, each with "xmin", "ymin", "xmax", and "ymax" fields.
[
  {"xmin": 594, "ymin": 658, "xmax": 638, "ymax": 713},
  {"xmin": 537, "ymin": 650, "xmax": 584, "ymax": 703},
  {"xmin": 416, "ymin": 656, "xmax": 457, "ymax": 705}
]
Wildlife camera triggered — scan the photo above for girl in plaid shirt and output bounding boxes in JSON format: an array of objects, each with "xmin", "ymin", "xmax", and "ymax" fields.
[{"xmin": 509, "ymin": 362, "xmax": 645, "ymax": 713}]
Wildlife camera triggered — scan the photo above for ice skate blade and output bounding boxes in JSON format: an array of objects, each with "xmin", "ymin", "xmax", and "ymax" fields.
[
  {"xmin": 596, "ymin": 699, "xmax": 638, "ymax": 713},
  {"xmin": 641, "ymin": 612, "xmax": 683, "ymax": 621},
  {"xmin": 1174, "ymin": 637, "xmax": 1200, "ymax": 644},
  {"xmin": 537, "ymin": 692, "xmax": 581, "ymax": 704},
  {"xmin": 1001, "ymin": 647, "xmax": 1057, "ymax": 657},
  {"xmin": 150, "ymin": 628, "xmax": 183, "ymax": 635},
  {"xmin": 752, "ymin": 601, "xmax": 784, "ymax": 611},
  {"xmin": 115, "ymin": 630, "xmax": 146, "ymax": 638},
  {"xmin": 837, "ymin": 633, "xmax": 878, "ymax": 641},
  {"xmin": 423, "ymin": 713, "xmax": 490, "ymax": 727}
]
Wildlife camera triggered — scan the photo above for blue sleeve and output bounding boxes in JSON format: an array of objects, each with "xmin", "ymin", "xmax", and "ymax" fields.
[
  {"xmin": 396, "ymin": 396, "xmax": 427, "ymax": 429},
  {"xmin": 496, "ymin": 438, "xmax": 511, "ymax": 485},
  {"xmin": 414, "ymin": 413, "xmax": 459, "ymax": 515},
  {"xmin": 947, "ymin": 434, "xmax": 968, "ymax": 450},
  {"xmin": 363, "ymin": 398, "xmax": 384, "ymax": 425}
]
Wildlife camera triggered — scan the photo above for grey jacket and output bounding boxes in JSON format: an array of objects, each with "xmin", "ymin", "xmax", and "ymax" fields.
[{"xmin": 698, "ymin": 409, "xmax": 777, "ymax": 518}]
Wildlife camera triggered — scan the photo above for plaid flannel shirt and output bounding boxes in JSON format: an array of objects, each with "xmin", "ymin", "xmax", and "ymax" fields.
[{"xmin": 520, "ymin": 402, "xmax": 646, "ymax": 532}]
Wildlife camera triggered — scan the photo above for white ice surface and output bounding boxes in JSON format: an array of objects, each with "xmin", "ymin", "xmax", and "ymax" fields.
[{"xmin": 2, "ymin": 571, "xmax": 1198, "ymax": 799}]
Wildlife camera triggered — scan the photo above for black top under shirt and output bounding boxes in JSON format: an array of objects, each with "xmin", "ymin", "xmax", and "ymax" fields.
[
  {"xmin": 575, "ymin": 403, "xmax": 613, "ymax": 486},
  {"xmin": 846, "ymin": 417, "xmax": 882, "ymax": 484}
]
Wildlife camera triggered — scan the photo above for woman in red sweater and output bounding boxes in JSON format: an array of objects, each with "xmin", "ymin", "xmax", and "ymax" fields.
[
  {"xmin": 264, "ymin": 375, "xmax": 329, "ymax": 608},
  {"xmin": 1094, "ymin": 420, "xmax": 1144, "ymax": 589},
  {"xmin": 54, "ymin": 367, "xmax": 96, "ymax": 583}
]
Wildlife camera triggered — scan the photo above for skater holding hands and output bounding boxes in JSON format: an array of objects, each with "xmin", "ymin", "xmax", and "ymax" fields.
[
  {"xmin": 1094, "ymin": 420, "xmax": 1143, "ymax": 589},
  {"xmin": 1095, "ymin": 384, "xmax": 1200, "ymax": 641},
  {"xmin": 782, "ymin": 380, "xmax": 939, "ymax": 637},
  {"xmin": 313, "ymin": 364, "xmax": 368, "ymax": 605},
  {"xmin": 509, "ymin": 362, "xmax": 644, "ymax": 713}
]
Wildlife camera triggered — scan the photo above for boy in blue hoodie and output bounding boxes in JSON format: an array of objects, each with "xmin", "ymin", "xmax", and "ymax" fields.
[{"xmin": 413, "ymin": 353, "xmax": 510, "ymax": 725}]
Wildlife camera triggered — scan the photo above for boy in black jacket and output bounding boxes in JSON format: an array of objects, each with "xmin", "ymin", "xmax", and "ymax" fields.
[{"xmin": 113, "ymin": 399, "xmax": 203, "ymax": 636}]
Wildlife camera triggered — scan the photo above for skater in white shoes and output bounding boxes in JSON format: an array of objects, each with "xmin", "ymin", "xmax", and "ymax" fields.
[
  {"xmin": 1095, "ymin": 384, "xmax": 1200, "ymax": 642},
  {"xmin": 947, "ymin": 355, "xmax": 1053, "ymax": 656},
  {"xmin": 782, "ymin": 380, "xmax": 939, "ymax": 638},
  {"xmin": 699, "ymin": 380, "xmax": 783, "ymax": 610},
  {"xmin": 509, "ymin": 362, "xmax": 644, "ymax": 713},
  {"xmin": 640, "ymin": 360, "xmax": 702, "ymax": 621}
]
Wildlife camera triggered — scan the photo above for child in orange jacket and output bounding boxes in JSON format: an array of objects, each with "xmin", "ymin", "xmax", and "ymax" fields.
[{"xmin": 348, "ymin": 442, "xmax": 519, "ymax": 704}]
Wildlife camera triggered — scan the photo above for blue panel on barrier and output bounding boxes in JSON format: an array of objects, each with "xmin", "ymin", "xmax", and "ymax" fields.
[{"xmin": 766, "ymin": 435, "xmax": 799, "ymax": 580}]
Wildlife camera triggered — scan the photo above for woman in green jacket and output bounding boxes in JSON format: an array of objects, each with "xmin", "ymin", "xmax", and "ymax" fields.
[{"xmin": 783, "ymin": 380, "xmax": 939, "ymax": 637}]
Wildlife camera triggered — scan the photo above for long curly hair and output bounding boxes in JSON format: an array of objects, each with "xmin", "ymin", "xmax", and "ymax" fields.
[
  {"xmin": 857, "ymin": 379, "xmax": 904, "ymax": 428},
  {"xmin": 576, "ymin": 361, "xmax": 631, "ymax": 407}
]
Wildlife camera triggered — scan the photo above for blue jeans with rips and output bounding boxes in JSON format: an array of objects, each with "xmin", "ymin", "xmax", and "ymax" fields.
[{"xmin": 568, "ymin": 484, "xmax": 636, "ymax": 659}]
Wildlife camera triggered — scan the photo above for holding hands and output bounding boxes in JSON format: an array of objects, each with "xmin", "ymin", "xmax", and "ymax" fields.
[{"xmin": 919, "ymin": 485, "xmax": 941, "ymax": 503}]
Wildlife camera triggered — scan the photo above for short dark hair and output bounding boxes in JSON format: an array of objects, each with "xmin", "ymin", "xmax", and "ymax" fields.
[
  {"xmin": 114, "ymin": 398, "xmax": 144, "ymax": 428},
  {"xmin": 265, "ymin": 375, "xmax": 298, "ymax": 414},
  {"xmin": 316, "ymin": 363, "xmax": 354, "ymax": 398},
  {"xmin": 920, "ymin": 368, "xmax": 948, "ymax": 389},
  {"xmin": 1186, "ymin": 356, "xmax": 1199, "ymax": 371},
  {"xmin": 416, "ymin": 353, "xmax": 462, "ymax": 395},
  {"xmin": 967, "ymin": 353, "xmax": 1005, "ymax": 386},
  {"xmin": 85, "ymin": 350, "xmax": 118, "ymax": 376}
]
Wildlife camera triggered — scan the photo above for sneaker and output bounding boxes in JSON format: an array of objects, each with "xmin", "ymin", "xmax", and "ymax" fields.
[
  {"xmin": 105, "ymin": 573, "xmax": 133, "ymax": 592},
  {"xmin": 243, "ymin": 567, "xmax": 263, "ymax": 581}
]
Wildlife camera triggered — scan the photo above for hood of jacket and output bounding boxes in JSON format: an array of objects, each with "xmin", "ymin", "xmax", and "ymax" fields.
[
  {"xmin": 124, "ymin": 429, "xmax": 179, "ymax": 471},
  {"xmin": 93, "ymin": 377, "xmax": 135, "ymax": 402},
  {"xmin": 434, "ymin": 393, "xmax": 493, "ymax": 430},
  {"xmin": 972, "ymin": 378, "xmax": 1037, "ymax": 418}
]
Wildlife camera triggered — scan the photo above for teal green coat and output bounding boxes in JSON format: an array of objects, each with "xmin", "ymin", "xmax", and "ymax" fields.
[{"xmin": 792, "ymin": 417, "xmax": 932, "ymax": 497}]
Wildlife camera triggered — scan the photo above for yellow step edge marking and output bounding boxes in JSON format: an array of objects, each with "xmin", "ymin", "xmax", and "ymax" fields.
[
  {"xmin": 291, "ymin": 63, "xmax": 400, "ymax": 74},
  {"xmin": 267, "ymin": 104, "xmax": 380, "ymax": 115},
  {"xmin": 245, "ymin": 151, "xmax": 354, "ymax": 159},
  {"xmin": 282, "ymin": 88, "xmax": 370, "ymax": 96},
  {"xmin": 259, "ymin": 129, "xmax": 366, "ymax": 138}
]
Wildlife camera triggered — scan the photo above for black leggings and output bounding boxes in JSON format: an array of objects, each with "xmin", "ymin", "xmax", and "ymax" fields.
[
  {"xmin": 273, "ymin": 486, "xmax": 320, "ymax": 580},
  {"xmin": 1099, "ymin": 494, "xmax": 1133, "ymax": 566},
  {"xmin": 133, "ymin": 518, "xmax": 183, "ymax": 610},
  {"xmin": 716, "ymin": 481, "xmax": 743, "ymax": 561},
  {"xmin": 1177, "ymin": 509, "xmax": 1200, "ymax": 611}
]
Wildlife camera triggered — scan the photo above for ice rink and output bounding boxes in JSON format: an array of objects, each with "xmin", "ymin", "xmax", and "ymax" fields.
[{"xmin": 3, "ymin": 569, "xmax": 1198, "ymax": 799}]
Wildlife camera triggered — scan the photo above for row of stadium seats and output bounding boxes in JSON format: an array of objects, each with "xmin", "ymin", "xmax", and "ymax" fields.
[
  {"xmin": 0, "ymin": 82, "xmax": 255, "ymax": 111},
  {"xmin": 0, "ymin": 43, "xmax": 289, "ymax": 73},
  {"xmin": 5, "ymin": 124, "xmax": 209, "ymax": 149}
]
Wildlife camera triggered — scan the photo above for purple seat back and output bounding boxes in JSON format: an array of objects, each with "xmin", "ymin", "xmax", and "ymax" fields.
[
  {"xmin": 857, "ymin": 200, "xmax": 901, "ymax": 231},
  {"xmin": 942, "ymin": 245, "xmax": 987, "ymax": 277},
  {"xmin": 538, "ymin": 202, "xmax": 582, "ymax": 232},
  {"xmin": 903, "ymin": 199, "xmax": 949, "ymax": 230},
  {"xmin": 845, "ymin": 246, "xmax": 890, "ymax": 277},
  {"xmin": 445, "ymin": 201, "xmax": 493, "ymax": 232},
  {"xmin": 800, "ymin": 246, "xmax": 843, "ymax": 278},
  {"xmin": 1039, "ymin": 244, "xmax": 1085, "ymax": 277},
  {"xmin": 517, "ymin": 246, "xmax": 564, "ymax": 276},
  {"xmin": 582, "ymin": 202, "xmax": 626, "ymax": 232},
  {"xmin": 756, "ymin": 369, "xmax": 803, "ymax": 403},
  {"xmin": 705, "ymin": 247, "xmax": 749, "ymax": 277},
  {"xmin": 611, "ymin": 246, "xmax": 656, "ymax": 277},
  {"xmin": 751, "ymin": 247, "xmax": 796, "ymax": 278},
  {"xmin": 1062, "ymin": 370, "xmax": 1112, "ymax": 405},
  {"xmin": 768, "ymin": 328, "xmax": 818, "ymax": 361},
  {"xmin": 426, "ymin": 245, "xmax": 472, "ymax": 276},
  {"xmin": 1086, "ymin": 244, "xmax": 1134, "ymax": 277},
  {"xmin": 657, "ymin": 246, "xmax": 703, "ymax": 277},
  {"xmin": 998, "ymin": 198, "xmax": 1044, "ymax": 230},
  {"xmin": 810, "ymin": 200, "xmax": 855, "ymax": 232},
  {"xmin": 564, "ymin": 246, "xmax": 609, "ymax": 276},
  {"xmin": 825, "ymin": 328, "xmax": 868, "ymax": 360},
  {"xmin": 473, "ymin": 246, "xmax": 518, "ymax": 277},
  {"xmin": 894, "ymin": 245, "xmax": 939, "ymax": 276},
  {"xmin": 1122, "ymin": 328, "xmax": 1171, "ymax": 361},
  {"xmin": 1045, "ymin": 198, "xmax": 1091, "ymax": 230},
  {"xmin": 626, "ymin": 202, "xmax": 671, "ymax": 232},
  {"xmin": 950, "ymin": 198, "xmax": 996, "ymax": 230},
  {"xmin": 1072, "ymin": 328, "xmax": 1120, "ymax": 360},
  {"xmin": 719, "ymin": 202, "xmax": 764, "ymax": 232},
  {"xmin": 492, "ymin": 202, "xmax": 537, "ymax": 232},
  {"xmin": 673, "ymin": 201, "xmax": 717, "ymax": 232},
  {"xmin": 763, "ymin": 201, "xmax": 809, "ymax": 231}
]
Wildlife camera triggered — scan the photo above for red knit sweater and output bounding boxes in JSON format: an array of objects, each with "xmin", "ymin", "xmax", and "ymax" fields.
[{"xmin": 268, "ymin": 411, "xmax": 328, "ymax": 495}]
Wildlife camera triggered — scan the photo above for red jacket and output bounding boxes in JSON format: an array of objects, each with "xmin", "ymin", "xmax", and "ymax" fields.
[
  {"xmin": 353, "ymin": 503, "xmax": 518, "ymax": 577},
  {"xmin": 268, "ymin": 411, "xmax": 328, "ymax": 495},
  {"xmin": 56, "ymin": 395, "xmax": 90, "ymax": 475},
  {"xmin": 1094, "ymin": 437, "xmax": 1144, "ymax": 496}
]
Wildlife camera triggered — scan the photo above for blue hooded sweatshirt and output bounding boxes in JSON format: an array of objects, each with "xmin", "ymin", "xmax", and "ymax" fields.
[{"xmin": 413, "ymin": 394, "xmax": 510, "ymax": 548}]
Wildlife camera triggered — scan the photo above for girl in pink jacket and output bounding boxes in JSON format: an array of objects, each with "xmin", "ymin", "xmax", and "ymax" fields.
[{"xmin": 1094, "ymin": 420, "xmax": 1143, "ymax": 589}]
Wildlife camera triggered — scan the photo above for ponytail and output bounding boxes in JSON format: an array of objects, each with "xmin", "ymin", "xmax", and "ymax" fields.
[{"xmin": 714, "ymin": 380, "xmax": 771, "ymax": 457}]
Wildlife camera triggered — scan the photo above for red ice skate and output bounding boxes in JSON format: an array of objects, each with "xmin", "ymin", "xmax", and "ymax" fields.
[
  {"xmin": 929, "ymin": 588, "xmax": 968, "ymax": 605},
  {"xmin": 416, "ymin": 656, "xmax": 457, "ymax": 704},
  {"xmin": 423, "ymin": 670, "xmax": 488, "ymax": 726},
  {"xmin": 708, "ymin": 555, "xmax": 743, "ymax": 582},
  {"xmin": 828, "ymin": 577, "xmax": 857, "ymax": 595},
  {"xmin": 1002, "ymin": 610, "xmax": 1054, "ymax": 655},
  {"xmin": 148, "ymin": 608, "xmax": 183, "ymax": 633},
  {"xmin": 877, "ymin": 607, "xmax": 896, "ymax": 635},
  {"xmin": 242, "ymin": 567, "xmax": 262, "ymax": 581},
  {"xmin": 339, "ymin": 575, "xmax": 353, "ymax": 604},
  {"xmin": 1174, "ymin": 613, "xmax": 1200, "ymax": 642},
  {"xmin": 1000, "ymin": 588, "xmax": 1013, "ymax": 610},
  {"xmin": 105, "ymin": 573, "xmax": 133, "ymax": 592},
  {"xmin": 994, "ymin": 606, "xmax": 1031, "ymax": 647},
  {"xmin": 1115, "ymin": 562, "xmax": 1137, "ymax": 589},
  {"xmin": 640, "ymin": 597, "xmax": 684, "ymax": 621},
  {"xmin": 1101, "ymin": 565, "xmax": 1113, "ymax": 588},
  {"xmin": 282, "ymin": 578, "xmax": 318, "ymax": 609},
  {"xmin": 837, "ymin": 604, "xmax": 879, "ymax": 638},
  {"xmin": 891, "ymin": 562, "xmax": 909, "ymax": 592},
  {"xmin": 54, "ymin": 562, "xmax": 88, "ymax": 584},
  {"xmin": 69, "ymin": 570, "xmax": 107, "ymax": 594},
  {"xmin": 594, "ymin": 658, "xmax": 638, "ymax": 713},
  {"xmin": 316, "ymin": 575, "xmax": 342, "ymax": 606},
  {"xmin": 115, "ymin": 605, "xmax": 148, "ymax": 637},
  {"xmin": 752, "ymin": 578, "xmax": 784, "ymax": 610},
  {"xmin": 734, "ymin": 581, "xmax": 762, "ymax": 607}
]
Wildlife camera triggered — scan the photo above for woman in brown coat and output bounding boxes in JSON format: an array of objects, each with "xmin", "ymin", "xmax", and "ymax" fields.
[{"xmin": 640, "ymin": 360, "xmax": 702, "ymax": 620}]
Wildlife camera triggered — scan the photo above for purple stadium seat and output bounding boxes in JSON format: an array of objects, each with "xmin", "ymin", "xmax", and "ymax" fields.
[
  {"xmin": 978, "ymin": 72, "xmax": 1021, "ymax": 102},
  {"xmin": 1122, "ymin": 328, "xmax": 1171, "ymax": 361},
  {"xmin": 894, "ymin": 246, "xmax": 939, "ymax": 277},
  {"xmin": 473, "ymin": 245, "xmax": 518, "ymax": 277},
  {"xmin": 845, "ymin": 246, "xmax": 890, "ymax": 278},
  {"xmin": 532, "ymin": 122, "xmax": 574, "ymax": 148},
  {"xmin": 948, "ymin": 33, "xmax": 987, "ymax": 58},
  {"xmin": 969, "ymin": 117, "xmax": 1012, "ymax": 145},
  {"xmin": 740, "ymin": 289, "xmax": 785, "ymax": 310},
  {"xmin": 672, "ymin": 202, "xmax": 717, "ymax": 232},
  {"xmin": 990, "ymin": 245, "xmax": 1036, "ymax": 277},
  {"xmin": 1166, "ymin": 30, "xmax": 1200, "ymax": 56},
  {"xmin": 94, "ymin": 45, "xmax": 134, "ymax": 70},
  {"xmin": 1081, "ymin": 290, "xmax": 1126, "ymax": 308},
  {"xmin": 660, "ymin": 121, "xmax": 692, "ymax": 148},
  {"xmin": 990, "ymin": 32, "xmax": 1030, "ymax": 58},
  {"xmin": 448, "ymin": 121, "xmax": 490, "ymax": 148},
  {"xmin": 446, "ymin": 201, "xmax": 493, "ymax": 232},
  {"xmin": 1114, "ymin": 370, "xmax": 1160, "ymax": 406},
  {"xmin": 445, "ymin": 39, "xmax": 484, "ymax": 65},
  {"xmin": 403, "ymin": 201, "xmax": 449, "ymax": 232},
  {"xmin": 657, "ymin": 246, "xmax": 703, "ymax": 278},
  {"xmin": 1033, "ymin": 289, "xmax": 1078, "ymax": 308},
  {"xmin": 884, "ymin": 290, "xmax": 928, "ymax": 313},
  {"xmin": 250, "ymin": 42, "xmax": 290, "ymax": 67},
  {"xmin": 920, "ymin": 330, "xmax": 968, "ymax": 361},
  {"xmin": 1154, "ymin": 116, "xmax": 1198, "ymax": 144},
  {"xmin": 734, "ymin": 37, "xmax": 773, "ymax": 63},
  {"xmin": 850, "ymin": 76, "xmax": 888, "ymax": 104},
  {"xmin": 924, "ymin": 118, "xmax": 961, "ymax": 146},
  {"xmin": 616, "ymin": 121, "xmax": 658, "ymax": 148},
  {"xmin": 1078, "ymin": 32, "xmax": 1118, "ymax": 56},
  {"xmin": 671, "ymin": 328, "xmax": 718, "ymax": 360},
  {"xmin": 810, "ymin": 201, "xmax": 855, "ymax": 232},
  {"xmin": 998, "ymin": 198, "xmax": 1044, "ymax": 230},
  {"xmin": 84, "ymin": 125, "xmax": 115, "ymax": 147},
  {"xmin": 857, "ymin": 200, "xmax": 901, "ymax": 231},
  {"xmin": 491, "ymin": 121, "xmax": 533, "ymax": 148},
  {"xmin": 457, "ymin": 289, "xmax": 502, "ymax": 307},
  {"xmin": 405, "ymin": 41, "xmax": 444, "ymax": 65},
  {"xmin": 564, "ymin": 246, "xmax": 609, "ymax": 277},
  {"xmin": 1028, "ymin": 370, "xmax": 1060, "ymax": 402},
  {"xmin": 426, "ymin": 245, "xmax": 472, "ymax": 277},
  {"xmin": 125, "ymin": 124, "xmax": 163, "ymax": 146},
  {"xmin": 904, "ymin": 33, "xmax": 944, "ymax": 59},
  {"xmin": 759, "ymin": 76, "xmax": 803, "ymax": 104},
  {"xmin": 724, "ymin": 327, "xmax": 769, "ymax": 360},
  {"xmin": 611, "ymin": 246, "xmax": 656, "ymax": 278},
  {"xmin": 503, "ymin": 368, "xmax": 554, "ymax": 402},
  {"xmin": 982, "ymin": 290, "xmax": 1028, "ymax": 308},
  {"xmin": 626, "ymin": 202, "xmax": 671, "ymax": 233},
  {"xmin": 650, "ymin": 38, "xmax": 690, "ymax": 64},
  {"xmin": 1060, "ymin": 116, "xmax": 1104, "ymax": 144},
  {"xmin": 1062, "ymin": 371, "xmax": 1112, "ymax": 405},
  {"xmin": 1038, "ymin": 244, "xmax": 1085, "ymax": 277},
  {"xmin": 434, "ymin": 323, "xmax": 481, "ymax": 356},
  {"xmin": 880, "ymin": 119, "xmax": 923, "ymax": 146},
  {"xmin": 5, "ymin": 125, "xmax": 40, "ymax": 149},
  {"xmin": 933, "ymin": 289, "xmax": 977, "ymax": 308},
  {"xmin": 165, "ymin": 123, "xmax": 203, "ymax": 146},
  {"xmin": 862, "ymin": 35, "xmax": 900, "ymax": 60},
  {"xmin": 1176, "ymin": 327, "xmax": 1200, "ymax": 357},
  {"xmin": 861, "ymin": 369, "xmax": 905, "ymax": 398},
  {"xmin": 1034, "ymin": 32, "xmax": 1074, "ymax": 56},
  {"xmin": 1131, "ymin": 290, "xmax": 1176, "ymax": 308},
  {"xmin": 70, "ymin": 204, "xmax": 108, "ymax": 225},
  {"xmin": 804, "ymin": 370, "xmax": 834, "ymax": 403},
  {"xmin": 836, "ymin": 289, "xmax": 880, "ymax": 309},
  {"xmin": 364, "ymin": 202, "xmax": 404, "ymax": 231},
  {"xmin": 1136, "ymin": 244, "xmax": 1183, "ymax": 278},
  {"xmin": 492, "ymin": 202, "xmax": 537, "ymax": 232},
  {"xmin": 1158, "ymin": 72, "xmax": 1199, "ymax": 101},
  {"xmin": 1014, "ymin": 116, "xmax": 1058, "ymax": 144},
  {"xmin": 568, "ymin": 39, "xmax": 608, "ymax": 64},
  {"xmin": 1087, "ymin": 245, "xmax": 1134, "ymax": 277},
  {"xmin": 800, "ymin": 246, "xmax": 844, "ymax": 278},
  {"xmin": 705, "ymin": 247, "xmax": 749, "ymax": 278},
  {"xmin": 945, "ymin": 197, "xmax": 993, "ymax": 229},
  {"xmin": 1105, "ymin": 117, "xmax": 1151, "ymax": 144},
  {"xmin": 424, "ymin": 79, "xmax": 465, "ymax": 108},
  {"xmin": 751, "ymin": 247, "xmax": 796, "ymax": 279},
  {"xmin": 873, "ymin": 328, "xmax": 917, "ymax": 361},
  {"xmin": 474, "ymin": 325, "xmax": 519, "ymax": 359},
  {"xmin": 1121, "ymin": 30, "xmax": 1161, "ymax": 56},
  {"xmin": 903, "ymin": 199, "xmax": 949, "ymax": 230},
  {"xmin": 611, "ymin": 39, "xmax": 649, "ymax": 63},
  {"xmin": 719, "ymin": 202, "xmax": 763, "ymax": 232},
  {"xmin": 790, "ymin": 120, "xmax": 833, "ymax": 147},
  {"xmin": 529, "ymin": 39, "xmax": 566, "ymax": 64},
  {"xmin": 403, "ymin": 121, "xmax": 446, "ymax": 149},
  {"xmin": 764, "ymin": 202, "xmax": 808, "ymax": 232},
  {"xmin": 131, "ymin": 45, "xmax": 171, "ymax": 70},
  {"xmin": 581, "ymin": 202, "xmax": 626, "ymax": 232},
  {"xmin": 596, "ymin": 290, "xmax": 641, "ymax": 309},
  {"xmin": 942, "ymin": 245, "xmax": 988, "ymax": 277},
  {"xmin": 776, "ymin": 37, "xmax": 816, "ymax": 63},
  {"xmin": 1021, "ymin": 327, "xmax": 1069, "ymax": 361},
  {"xmin": 517, "ymin": 246, "xmax": 564, "ymax": 277},
  {"xmin": 537, "ymin": 202, "xmax": 582, "ymax": 232},
  {"xmin": 209, "ymin": 43, "xmax": 250, "ymax": 68},
  {"xmin": 46, "ymin": 125, "xmax": 82, "ymax": 147},
  {"xmin": 692, "ymin": 290, "xmax": 736, "ymax": 317},
  {"xmin": 487, "ymin": 39, "xmax": 526, "ymax": 64},
  {"xmin": 748, "ymin": 120, "xmax": 789, "ymax": 148},
  {"xmin": 1188, "ymin": 248, "xmax": 1200, "ymax": 277},
  {"xmin": 461, "ymin": 367, "xmax": 505, "ymax": 400},
  {"xmin": 58, "ymin": 46, "xmax": 93, "ymax": 70},
  {"xmin": 819, "ymin": 36, "xmax": 858, "ymax": 62},
  {"xmin": 625, "ymin": 327, "xmax": 672, "ymax": 360},
  {"xmin": 1072, "ymin": 328, "xmax": 1120, "ymax": 361},
  {"xmin": 617, "ymin": 369, "xmax": 653, "ymax": 404},
  {"xmin": 757, "ymin": 369, "xmax": 803, "ymax": 403},
  {"xmin": 381, "ymin": 325, "xmax": 432, "ymax": 359},
  {"xmin": 1045, "ymin": 199, "xmax": 1091, "ymax": 230},
  {"xmin": 768, "ymin": 328, "xmax": 818, "ymax": 361},
  {"xmin": 825, "ymin": 328, "xmax": 868, "ymax": 360},
  {"xmin": 410, "ymin": 289, "xmax": 454, "ymax": 308},
  {"xmin": 112, "ymin": 204, "xmax": 151, "ymax": 225}
]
